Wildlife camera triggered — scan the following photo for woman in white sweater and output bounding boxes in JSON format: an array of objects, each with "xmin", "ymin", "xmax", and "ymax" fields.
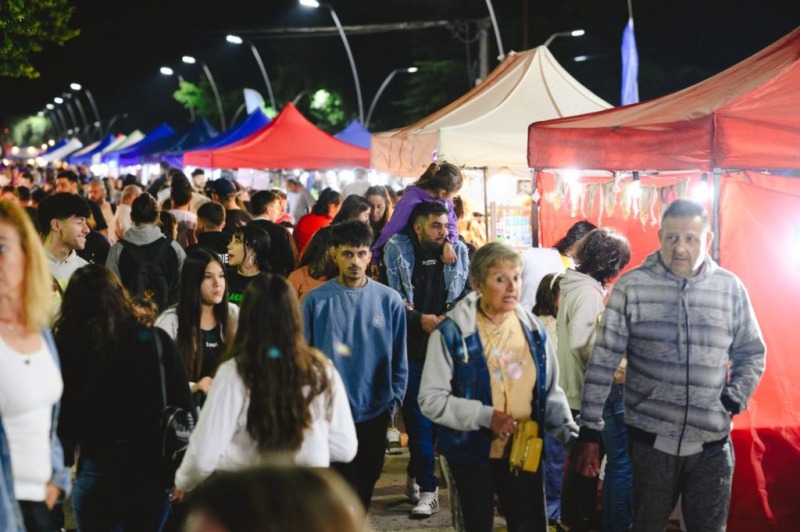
[{"xmin": 174, "ymin": 274, "xmax": 357, "ymax": 497}]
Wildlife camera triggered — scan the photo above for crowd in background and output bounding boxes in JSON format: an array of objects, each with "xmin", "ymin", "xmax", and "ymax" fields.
[{"xmin": 0, "ymin": 159, "xmax": 763, "ymax": 532}]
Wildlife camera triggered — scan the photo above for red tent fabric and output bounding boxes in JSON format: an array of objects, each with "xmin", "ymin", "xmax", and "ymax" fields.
[
  {"xmin": 184, "ymin": 103, "xmax": 370, "ymax": 169},
  {"xmin": 527, "ymin": 28, "xmax": 800, "ymax": 171}
]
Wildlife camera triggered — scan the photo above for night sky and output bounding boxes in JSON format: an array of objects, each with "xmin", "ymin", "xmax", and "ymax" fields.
[{"xmin": 1, "ymin": 0, "xmax": 798, "ymax": 140}]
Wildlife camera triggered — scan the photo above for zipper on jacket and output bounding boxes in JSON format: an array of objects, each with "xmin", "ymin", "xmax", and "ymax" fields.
[{"xmin": 676, "ymin": 280, "xmax": 690, "ymax": 456}]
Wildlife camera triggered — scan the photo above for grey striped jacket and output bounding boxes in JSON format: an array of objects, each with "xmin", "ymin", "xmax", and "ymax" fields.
[{"xmin": 579, "ymin": 251, "xmax": 765, "ymax": 444}]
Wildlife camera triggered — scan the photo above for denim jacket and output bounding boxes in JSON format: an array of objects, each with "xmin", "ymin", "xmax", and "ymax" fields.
[
  {"xmin": 419, "ymin": 292, "xmax": 577, "ymax": 467},
  {"xmin": 0, "ymin": 330, "xmax": 71, "ymax": 532},
  {"xmin": 383, "ymin": 232, "xmax": 470, "ymax": 307}
]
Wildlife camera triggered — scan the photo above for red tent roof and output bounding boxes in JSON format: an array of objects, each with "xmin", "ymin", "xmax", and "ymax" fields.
[
  {"xmin": 184, "ymin": 103, "xmax": 370, "ymax": 169},
  {"xmin": 528, "ymin": 27, "xmax": 800, "ymax": 171}
]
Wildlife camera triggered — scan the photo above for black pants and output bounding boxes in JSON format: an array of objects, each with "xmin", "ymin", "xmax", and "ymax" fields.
[
  {"xmin": 332, "ymin": 409, "xmax": 390, "ymax": 511},
  {"xmin": 448, "ymin": 458, "xmax": 547, "ymax": 532},
  {"xmin": 18, "ymin": 500, "xmax": 52, "ymax": 532}
]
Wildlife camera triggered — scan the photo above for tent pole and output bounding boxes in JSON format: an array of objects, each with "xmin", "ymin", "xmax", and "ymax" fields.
[
  {"xmin": 712, "ymin": 168, "xmax": 722, "ymax": 263},
  {"xmin": 482, "ymin": 167, "xmax": 490, "ymax": 240},
  {"xmin": 531, "ymin": 169, "xmax": 539, "ymax": 247}
]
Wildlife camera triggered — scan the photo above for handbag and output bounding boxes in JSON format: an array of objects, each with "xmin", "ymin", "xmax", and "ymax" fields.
[
  {"xmin": 154, "ymin": 330, "xmax": 194, "ymax": 477},
  {"xmin": 508, "ymin": 419, "xmax": 543, "ymax": 474}
]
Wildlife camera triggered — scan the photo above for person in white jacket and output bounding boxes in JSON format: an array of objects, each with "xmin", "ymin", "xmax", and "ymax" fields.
[{"xmin": 174, "ymin": 274, "xmax": 357, "ymax": 497}]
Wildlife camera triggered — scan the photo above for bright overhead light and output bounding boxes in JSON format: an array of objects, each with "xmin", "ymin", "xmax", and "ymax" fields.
[
  {"xmin": 182, "ymin": 55, "xmax": 196, "ymax": 64},
  {"xmin": 574, "ymin": 55, "xmax": 589, "ymax": 62},
  {"xmin": 160, "ymin": 66, "xmax": 174, "ymax": 76},
  {"xmin": 299, "ymin": 0, "xmax": 320, "ymax": 7},
  {"xmin": 226, "ymin": 34, "xmax": 243, "ymax": 44},
  {"xmin": 37, "ymin": 111, "xmax": 44, "ymax": 117},
  {"xmin": 407, "ymin": 67, "xmax": 419, "ymax": 73},
  {"xmin": 70, "ymin": 82, "xmax": 82, "ymax": 90},
  {"xmin": 46, "ymin": 103, "xmax": 54, "ymax": 110},
  {"xmin": 571, "ymin": 29, "xmax": 586, "ymax": 37},
  {"xmin": 54, "ymin": 97, "xmax": 64, "ymax": 104}
]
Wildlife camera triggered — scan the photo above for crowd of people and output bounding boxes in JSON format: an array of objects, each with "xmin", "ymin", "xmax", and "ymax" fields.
[{"xmin": 0, "ymin": 159, "xmax": 764, "ymax": 532}]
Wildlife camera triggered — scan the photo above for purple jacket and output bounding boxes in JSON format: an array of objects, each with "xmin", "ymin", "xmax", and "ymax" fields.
[{"xmin": 372, "ymin": 185, "xmax": 458, "ymax": 263}]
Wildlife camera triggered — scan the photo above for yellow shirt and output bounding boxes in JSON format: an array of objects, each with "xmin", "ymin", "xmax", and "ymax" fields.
[{"xmin": 477, "ymin": 312, "xmax": 537, "ymax": 459}]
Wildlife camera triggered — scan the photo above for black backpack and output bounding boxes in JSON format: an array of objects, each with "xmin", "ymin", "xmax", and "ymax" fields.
[{"xmin": 118, "ymin": 238, "xmax": 179, "ymax": 312}]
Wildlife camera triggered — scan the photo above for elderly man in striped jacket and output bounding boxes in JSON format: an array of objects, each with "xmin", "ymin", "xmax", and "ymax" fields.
[{"xmin": 572, "ymin": 199, "xmax": 765, "ymax": 532}]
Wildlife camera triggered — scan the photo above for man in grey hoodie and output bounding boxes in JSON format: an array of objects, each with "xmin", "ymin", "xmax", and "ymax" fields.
[{"xmin": 573, "ymin": 199, "xmax": 766, "ymax": 532}]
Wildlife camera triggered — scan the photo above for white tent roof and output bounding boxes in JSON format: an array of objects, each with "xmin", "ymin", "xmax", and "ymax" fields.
[
  {"xmin": 40, "ymin": 138, "xmax": 83, "ymax": 162},
  {"xmin": 101, "ymin": 130, "xmax": 144, "ymax": 154},
  {"xmin": 370, "ymin": 46, "xmax": 611, "ymax": 176},
  {"xmin": 70, "ymin": 139, "xmax": 101, "ymax": 157}
]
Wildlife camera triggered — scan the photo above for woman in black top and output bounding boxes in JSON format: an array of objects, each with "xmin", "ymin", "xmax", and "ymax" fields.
[
  {"xmin": 155, "ymin": 248, "xmax": 239, "ymax": 404},
  {"xmin": 225, "ymin": 225, "xmax": 270, "ymax": 305},
  {"xmin": 55, "ymin": 264, "xmax": 193, "ymax": 531}
]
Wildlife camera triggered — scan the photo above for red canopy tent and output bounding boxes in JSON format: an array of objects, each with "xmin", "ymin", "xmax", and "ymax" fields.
[
  {"xmin": 184, "ymin": 103, "xmax": 370, "ymax": 169},
  {"xmin": 528, "ymin": 27, "xmax": 800, "ymax": 531},
  {"xmin": 528, "ymin": 27, "xmax": 800, "ymax": 172}
]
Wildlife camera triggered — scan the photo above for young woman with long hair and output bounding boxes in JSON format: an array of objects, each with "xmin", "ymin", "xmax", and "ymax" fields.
[
  {"xmin": 226, "ymin": 225, "xmax": 271, "ymax": 305},
  {"xmin": 287, "ymin": 226, "xmax": 337, "ymax": 300},
  {"xmin": 155, "ymin": 248, "xmax": 240, "ymax": 401},
  {"xmin": 174, "ymin": 274, "xmax": 357, "ymax": 498},
  {"xmin": 365, "ymin": 185, "xmax": 394, "ymax": 241},
  {"xmin": 55, "ymin": 264, "xmax": 193, "ymax": 531},
  {"xmin": 330, "ymin": 195, "xmax": 370, "ymax": 225}
]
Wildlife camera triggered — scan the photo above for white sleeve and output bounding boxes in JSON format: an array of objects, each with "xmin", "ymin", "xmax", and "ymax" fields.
[
  {"xmin": 174, "ymin": 361, "xmax": 245, "ymax": 492},
  {"xmin": 326, "ymin": 365, "xmax": 358, "ymax": 463}
]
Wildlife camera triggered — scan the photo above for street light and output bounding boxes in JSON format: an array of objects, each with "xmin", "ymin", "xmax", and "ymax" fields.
[
  {"xmin": 182, "ymin": 55, "xmax": 226, "ymax": 131},
  {"xmin": 365, "ymin": 67, "xmax": 418, "ymax": 129},
  {"xmin": 299, "ymin": 0, "xmax": 364, "ymax": 124},
  {"xmin": 226, "ymin": 33, "xmax": 277, "ymax": 111},
  {"xmin": 69, "ymin": 82, "xmax": 102, "ymax": 135},
  {"xmin": 544, "ymin": 29, "xmax": 586, "ymax": 47},
  {"xmin": 54, "ymin": 96, "xmax": 79, "ymax": 135},
  {"xmin": 484, "ymin": 0, "xmax": 505, "ymax": 60},
  {"xmin": 64, "ymin": 92, "xmax": 90, "ymax": 137},
  {"xmin": 160, "ymin": 66, "xmax": 196, "ymax": 121}
]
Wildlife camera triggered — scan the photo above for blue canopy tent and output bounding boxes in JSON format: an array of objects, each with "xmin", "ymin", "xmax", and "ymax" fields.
[
  {"xmin": 68, "ymin": 134, "xmax": 117, "ymax": 166},
  {"xmin": 40, "ymin": 138, "xmax": 69, "ymax": 156},
  {"xmin": 179, "ymin": 109, "xmax": 271, "ymax": 167},
  {"xmin": 103, "ymin": 123, "xmax": 176, "ymax": 167},
  {"xmin": 334, "ymin": 119, "xmax": 371, "ymax": 149},
  {"xmin": 153, "ymin": 118, "xmax": 220, "ymax": 168}
]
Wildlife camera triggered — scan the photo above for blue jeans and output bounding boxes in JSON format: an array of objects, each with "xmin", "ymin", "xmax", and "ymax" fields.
[
  {"xmin": 601, "ymin": 384, "xmax": 633, "ymax": 532},
  {"xmin": 73, "ymin": 453, "xmax": 170, "ymax": 531},
  {"xmin": 544, "ymin": 432, "xmax": 567, "ymax": 523},
  {"xmin": 402, "ymin": 361, "xmax": 438, "ymax": 492}
]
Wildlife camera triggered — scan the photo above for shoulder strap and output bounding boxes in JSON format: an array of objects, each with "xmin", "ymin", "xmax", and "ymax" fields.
[
  {"xmin": 153, "ymin": 329, "xmax": 167, "ymax": 408},
  {"xmin": 152, "ymin": 238, "xmax": 172, "ymax": 262}
]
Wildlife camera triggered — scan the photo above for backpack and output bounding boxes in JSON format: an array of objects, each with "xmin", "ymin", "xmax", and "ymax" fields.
[{"xmin": 118, "ymin": 237, "xmax": 179, "ymax": 312}]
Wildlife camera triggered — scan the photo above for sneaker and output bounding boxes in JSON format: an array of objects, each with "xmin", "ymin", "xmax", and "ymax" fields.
[
  {"xmin": 411, "ymin": 488, "xmax": 440, "ymax": 518},
  {"xmin": 405, "ymin": 476, "xmax": 420, "ymax": 504},
  {"xmin": 386, "ymin": 427, "xmax": 402, "ymax": 454}
]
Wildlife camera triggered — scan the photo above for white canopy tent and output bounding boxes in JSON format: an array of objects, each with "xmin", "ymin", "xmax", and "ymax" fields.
[
  {"xmin": 370, "ymin": 46, "xmax": 611, "ymax": 176},
  {"xmin": 39, "ymin": 138, "xmax": 83, "ymax": 162}
]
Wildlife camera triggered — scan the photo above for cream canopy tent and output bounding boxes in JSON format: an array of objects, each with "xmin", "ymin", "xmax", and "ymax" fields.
[{"xmin": 371, "ymin": 46, "xmax": 611, "ymax": 176}]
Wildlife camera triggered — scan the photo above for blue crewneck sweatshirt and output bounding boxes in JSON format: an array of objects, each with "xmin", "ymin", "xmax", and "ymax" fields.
[{"xmin": 302, "ymin": 278, "xmax": 408, "ymax": 423}]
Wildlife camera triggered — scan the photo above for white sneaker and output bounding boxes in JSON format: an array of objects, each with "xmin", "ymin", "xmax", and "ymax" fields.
[
  {"xmin": 411, "ymin": 488, "xmax": 440, "ymax": 518},
  {"xmin": 405, "ymin": 476, "xmax": 420, "ymax": 504}
]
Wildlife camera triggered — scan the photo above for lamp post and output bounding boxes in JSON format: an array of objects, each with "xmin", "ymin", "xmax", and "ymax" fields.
[
  {"xmin": 226, "ymin": 34, "xmax": 277, "ymax": 111},
  {"xmin": 484, "ymin": 0, "xmax": 505, "ymax": 61},
  {"xmin": 160, "ymin": 66, "xmax": 196, "ymax": 121},
  {"xmin": 365, "ymin": 67, "xmax": 418, "ymax": 129},
  {"xmin": 183, "ymin": 55, "xmax": 226, "ymax": 131},
  {"xmin": 64, "ymin": 92, "xmax": 90, "ymax": 140},
  {"xmin": 70, "ymin": 83, "xmax": 102, "ymax": 137},
  {"xmin": 544, "ymin": 29, "xmax": 585, "ymax": 47},
  {"xmin": 54, "ymin": 97, "xmax": 78, "ymax": 136},
  {"xmin": 299, "ymin": 0, "xmax": 364, "ymax": 124},
  {"xmin": 42, "ymin": 109, "xmax": 62, "ymax": 138}
]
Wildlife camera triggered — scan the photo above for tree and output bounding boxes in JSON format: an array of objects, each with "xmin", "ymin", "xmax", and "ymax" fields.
[
  {"xmin": 0, "ymin": 0, "xmax": 79, "ymax": 78},
  {"xmin": 172, "ymin": 80, "xmax": 240, "ymax": 129}
]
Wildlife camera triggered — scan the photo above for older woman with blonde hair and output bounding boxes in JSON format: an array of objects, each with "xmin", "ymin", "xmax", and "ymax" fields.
[
  {"xmin": 419, "ymin": 242, "xmax": 577, "ymax": 532},
  {"xmin": 0, "ymin": 200, "xmax": 71, "ymax": 532}
]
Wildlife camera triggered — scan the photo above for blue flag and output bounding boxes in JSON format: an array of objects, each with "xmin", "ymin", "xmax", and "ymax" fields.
[{"xmin": 621, "ymin": 17, "xmax": 639, "ymax": 105}]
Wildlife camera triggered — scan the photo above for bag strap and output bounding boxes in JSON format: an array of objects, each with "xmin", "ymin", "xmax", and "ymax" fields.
[{"xmin": 153, "ymin": 329, "xmax": 167, "ymax": 409}]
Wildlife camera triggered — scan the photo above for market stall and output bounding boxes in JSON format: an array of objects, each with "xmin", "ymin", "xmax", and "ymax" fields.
[{"xmin": 528, "ymin": 27, "xmax": 800, "ymax": 532}]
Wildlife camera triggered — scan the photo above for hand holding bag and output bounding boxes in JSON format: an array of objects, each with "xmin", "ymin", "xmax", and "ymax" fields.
[{"xmin": 508, "ymin": 419, "xmax": 543, "ymax": 474}]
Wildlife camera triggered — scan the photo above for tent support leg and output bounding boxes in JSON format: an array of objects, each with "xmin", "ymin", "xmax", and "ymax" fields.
[
  {"xmin": 712, "ymin": 168, "xmax": 722, "ymax": 263},
  {"xmin": 482, "ymin": 167, "xmax": 490, "ymax": 240}
]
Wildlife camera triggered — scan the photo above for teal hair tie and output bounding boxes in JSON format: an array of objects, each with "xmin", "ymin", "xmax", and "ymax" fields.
[{"xmin": 267, "ymin": 346, "xmax": 281, "ymax": 359}]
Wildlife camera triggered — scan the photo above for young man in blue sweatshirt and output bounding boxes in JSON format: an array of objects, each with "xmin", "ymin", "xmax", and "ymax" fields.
[{"xmin": 302, "ymin": 221, "xmax": 408, "ymax": 511}]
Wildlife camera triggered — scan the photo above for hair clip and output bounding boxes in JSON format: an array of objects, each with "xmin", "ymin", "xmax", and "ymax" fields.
[
  {"xmin": 267, "ymin": 346, "xmax": 281, "ymax": 359},
  {"xmin": 549, "ymin": 274, "xmax": 563, "ymax": 291}
]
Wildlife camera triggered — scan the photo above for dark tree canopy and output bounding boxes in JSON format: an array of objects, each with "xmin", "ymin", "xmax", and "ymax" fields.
[{"xmin": 0, "ymin": 0, "xmax": 79, "ymax": 78}]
